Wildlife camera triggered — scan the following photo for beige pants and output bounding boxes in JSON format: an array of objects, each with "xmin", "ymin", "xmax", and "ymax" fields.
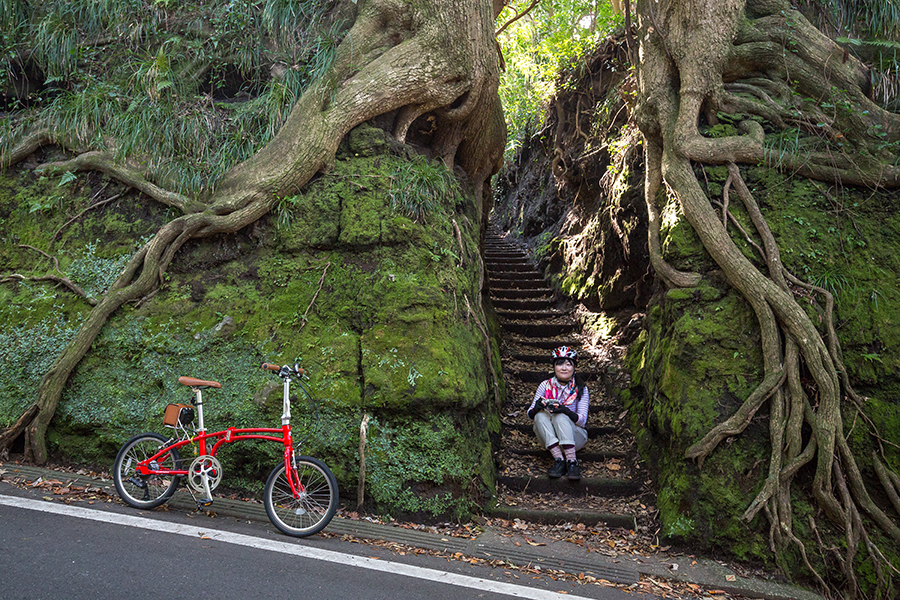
[{"xmin": 533, "ymin": 411, "xmax": 587, "ymax": 450}]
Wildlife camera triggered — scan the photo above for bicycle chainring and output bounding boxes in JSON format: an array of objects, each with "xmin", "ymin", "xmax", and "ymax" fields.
[{"xmin": 187, "ymin": 455, "xmax": 223, "ymax": 493}]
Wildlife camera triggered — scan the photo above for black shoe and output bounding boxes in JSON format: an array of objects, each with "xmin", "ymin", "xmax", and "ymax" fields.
[
  {"xmin": 548, "ymin": 458, "xmax": 567, "ymax": 478},
  {"xmin": 566, "ymin": 460, "xmax": 581, "ymax": 480}
]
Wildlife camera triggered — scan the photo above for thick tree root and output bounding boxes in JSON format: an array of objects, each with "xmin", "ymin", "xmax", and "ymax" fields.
[{"xmin": 633, "ymin": 0, "xmax": 900, "ymax": 596}]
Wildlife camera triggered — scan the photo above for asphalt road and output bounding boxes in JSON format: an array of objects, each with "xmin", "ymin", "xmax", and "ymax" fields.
[{"xmin": 0, "ymin": 482, "xmax": 653, "ymax": 600}]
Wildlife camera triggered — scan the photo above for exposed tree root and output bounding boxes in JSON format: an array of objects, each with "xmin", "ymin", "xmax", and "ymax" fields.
[
  {"xmin": 1, "ymin": 0, "xmax": 505, "ymax": 464},
  {"xmin": 633, "ymin": 0, "xmax": 900, "ymax": 596},
  {"xmin": 1, "ymin": 245, "xmax": 96, "ymax": 305},
  {"xmin": 52, "ymin": 192, "xmax": 122, "ymax": 242},
  {"xmin": 34, "ymin": 152, "xmax": 205, "ymax": 213}
]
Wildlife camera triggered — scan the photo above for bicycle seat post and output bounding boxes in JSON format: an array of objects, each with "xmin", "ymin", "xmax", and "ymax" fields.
[
  {"xmin": 194, "ymin": 387, "xmax": 207, "ymax": 448},
  {"xmin": 281, "ymin": 374, "xmax": 291, "ymax": 426}
]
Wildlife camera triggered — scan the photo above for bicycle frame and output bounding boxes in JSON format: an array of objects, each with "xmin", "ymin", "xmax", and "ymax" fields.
[{"xmin": 135, "ymin": 368, "xmax": 305, "ymax": 500}]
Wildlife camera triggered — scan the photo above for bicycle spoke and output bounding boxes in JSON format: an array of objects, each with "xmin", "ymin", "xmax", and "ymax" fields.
[
  {"xmin": 264, "ymin": 457, "xmax": 337, "ymax": 537},
  {"xmin": 113, "ymin": 433, "xmax": 182, "ymax": 509}
]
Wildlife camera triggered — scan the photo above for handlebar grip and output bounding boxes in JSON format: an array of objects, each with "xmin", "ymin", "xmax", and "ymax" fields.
[{"xmin": 261, "ymin": 363, "xmax": 281, "ymax": 372}]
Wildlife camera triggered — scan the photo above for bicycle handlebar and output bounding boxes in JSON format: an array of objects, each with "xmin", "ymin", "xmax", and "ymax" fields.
[{"xmin": 261, "ymin": 363, "xmax": 306, "ymax": 377}]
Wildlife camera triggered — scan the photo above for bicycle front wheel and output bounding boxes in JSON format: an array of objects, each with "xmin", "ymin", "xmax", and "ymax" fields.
[
  {"xmin": 264, "ymin": 456, "xmax": 338, "ymax": 537},
  {"xmin": 113, "ymin": 432, "xmax": 182, "ymax": 509}
]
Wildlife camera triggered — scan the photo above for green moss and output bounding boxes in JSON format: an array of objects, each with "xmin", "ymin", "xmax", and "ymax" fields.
[
  {"xmin": 0, "ymin": 136, "xmax": 499, "ymax": 519},
  {"xmin": 743, "ymin": 167, "xmax": 900, "ymax": 397},
  {"xmin": 364, "ymin": 412, "xmax": 493, "ymax": 519},
  {"xmin": 658, "ymin": 195, "xmax": 712, "ymax": 270},
  {"xmin": 625, "ymin": 163, "xmax": 900, "ymax": 586}
]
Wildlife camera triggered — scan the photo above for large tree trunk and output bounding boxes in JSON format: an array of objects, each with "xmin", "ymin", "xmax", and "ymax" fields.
[
  {"xmin": 632, "ymin": 0, "xmax": 900, "ymax": 596},
  {"xmin": 1, "ymin": 0, "xmax": 505, "ymax": 463}
]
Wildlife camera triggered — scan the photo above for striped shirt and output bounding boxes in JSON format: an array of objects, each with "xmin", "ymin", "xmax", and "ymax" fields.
[{"xmin": 527, "ymin": 379, "xmax": 589, "ymax": 428}]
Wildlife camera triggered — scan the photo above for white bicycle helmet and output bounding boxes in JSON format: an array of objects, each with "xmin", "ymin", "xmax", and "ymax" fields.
[{"xmin": 551, "ymin": 346, "xmax": 577, "ymax": 364}]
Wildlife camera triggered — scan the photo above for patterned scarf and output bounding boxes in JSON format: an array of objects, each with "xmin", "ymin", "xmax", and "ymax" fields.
[{"xmin": 543, "ymin": 377, "xmax": 577, "ymax": 407}]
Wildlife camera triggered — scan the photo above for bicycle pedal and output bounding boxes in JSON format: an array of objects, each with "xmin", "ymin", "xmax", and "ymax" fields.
[{"xmin": 196, "ymin": 498, "xmax": 214, "ymax": 507}]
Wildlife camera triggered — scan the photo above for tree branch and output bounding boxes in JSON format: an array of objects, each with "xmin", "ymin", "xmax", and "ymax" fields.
[{"xmin": 495, "ymin": 0, "xmax": 540, "ymax": 37}]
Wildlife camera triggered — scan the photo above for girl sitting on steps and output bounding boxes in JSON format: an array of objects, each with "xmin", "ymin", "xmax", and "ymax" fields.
[{"xmin": 526, "ymin": 346, "xmax": 589, "ymax": 480}]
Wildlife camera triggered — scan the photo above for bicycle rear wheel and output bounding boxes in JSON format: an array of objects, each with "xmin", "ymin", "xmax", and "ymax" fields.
[
  {"xmin": 264, "ymin": 456, "xmax": 338, "ymax": 537},
  {"xmin": 113, "ymin": 432, "xmax": 182, "ymax": 509}
]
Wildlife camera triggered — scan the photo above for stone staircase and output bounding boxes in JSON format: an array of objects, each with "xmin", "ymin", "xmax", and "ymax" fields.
[{"xmin": 484, "ymin": 224, "xmax": 646, "ymax": 529}]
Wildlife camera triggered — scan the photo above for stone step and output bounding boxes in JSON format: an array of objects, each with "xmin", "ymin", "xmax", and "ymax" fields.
[
  {"xmin": 490, "ymin": 288, "xmax": 554, "ymax": 300},
  {"xmin": 484, "ymin": 256, "xmax": 527, "ymax": 262},
  {"xmin": 496, "ymin": 310, "xmax": 570, "ymax": 321},
  {"xmin": 510, "ymin": 353, "xmax": 563, "ymax": 363},
  {"xmin": 485, "ymin": 264, "xmax": 529, "ymax": 269},
  {"xmin": 484, "ymin": 246, "xmax": 526, "ymax": 253},
  {"xmin": 486, "ymin": 270, "xmax": 543, "ymax": 280},
  {"xmin": 484, "ymin": 257, "xmax": 531, "ymax": 265},
  {"xmin": 484, "ymin": 505, "xmax": 636, "ymax": 529},
  {"xmin": 488, "ymin": 271, "xmax": 544, "ymax": 281},
  {"xmin": 504, "ymin": 448, "xmax": 629, "ymax": 461},
  {"xmin": 505, "ymin": 338, "xmax": 570, "ymax": 349},
  {"xmin": 505, "ymin": 399, "xmax": 623, "ymax": 412},
  {"xmin": 500, "ymin": 322, "xmax": 576, "ymax": 337},
  {"xmin": 505, "ymin": 370, "xmax": 601, "ymax": 383},
  {"xmin": 491, "ymin": 298, "xmax": 554, "ymax": 311},
  {"xmin": 488, "ymin": 278, "xmax": 550, "ymax": 290},
  {"xmin": 501, "ymin": 422, "xmax": 619, "ymax": 437},
  {"xmin": 484, "ymin": 253, "xmax": 528, "ymax": 261},
  {"xmin": 484, "ymin": 244, "xmax": 526, "ymax": 251},
  {"xmin": 496, "ymin": 475, "xmax": 641, "ymax": 498}
]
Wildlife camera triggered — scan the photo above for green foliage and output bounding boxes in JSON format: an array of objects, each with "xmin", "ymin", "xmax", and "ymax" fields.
[
  {"xmin": 364, "ymin": 413, "xmax": 487, "ymax": 519},
  {"xmin": 0, "ymin": 314, "xmax": 81, "ymax": 427},
  {"xmin": 800, "ymin": 0, "xmax": 900, "ymax": 112},
  {"xmin": 663, "ymin": 514, "xmax": 695, "ymax": 539},
  {"xmin": 66, "ymin": 241, "xmax": 132, "ymax": 298},
  {"xmin": 814, "ymin": 0, "xmax": 900, "ymax": 39},
  {"xmin": 1, "ymin": 0, "xmax": 338, "ymax": 194},
  {"xmin": 496, "ymin": 0, "xmax": 621, "ymax": 157},
  {"xmin": 839, "ymin": 36, "xmax": 900, "ymax": 111},
  {"xmin": 389, "ymin": 155, "xmax": 461, "ymax": 223}
]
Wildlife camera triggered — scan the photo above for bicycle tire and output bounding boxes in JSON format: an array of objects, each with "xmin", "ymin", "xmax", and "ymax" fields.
[
  {"xmin": 113, "ymin": 432, "xmax": 182, "ymax": 509},
  {"xmin": 264, "ymin": 456, "xmax": 338, "ymax": 537}
]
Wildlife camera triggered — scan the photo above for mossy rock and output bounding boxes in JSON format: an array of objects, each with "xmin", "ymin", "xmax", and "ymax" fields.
[
  {"xmin": 0, "ymin": 133, "xmax": 502, "ymax": 519},
  {"xmin": 625, "ymin": 165, "xmax": 900, "ymax": 577}
]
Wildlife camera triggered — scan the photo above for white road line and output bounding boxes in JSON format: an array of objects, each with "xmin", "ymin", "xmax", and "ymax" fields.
[{"xmin": 0, "ymin": 494, "xmax": 596, "ymax": 600}]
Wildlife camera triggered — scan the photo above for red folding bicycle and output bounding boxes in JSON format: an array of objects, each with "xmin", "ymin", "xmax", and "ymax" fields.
[{"xmin": 112, "ymin": 363, "xmax": 338, "ymax": 537}]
